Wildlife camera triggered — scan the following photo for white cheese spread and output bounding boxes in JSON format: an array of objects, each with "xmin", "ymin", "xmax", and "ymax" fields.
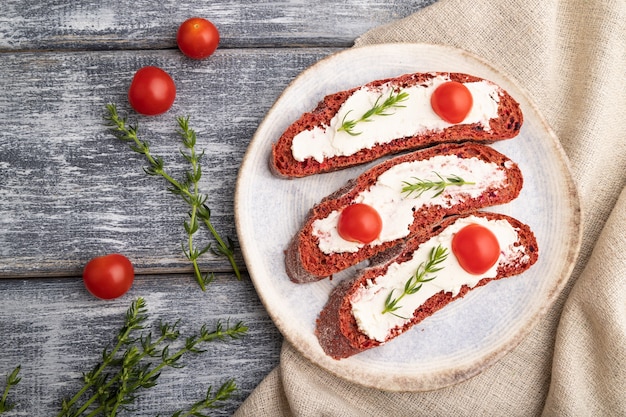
[
  {"xmin": 350, "ymin": 215, "xmax": 528, "ymax": 342},
  {"xmin": 291, "ymin": 75, "xmax": 501, "ymax": 163},
  {"xmin": 311, "ymin": 155, "xmax": 507, "ymax": 254}
]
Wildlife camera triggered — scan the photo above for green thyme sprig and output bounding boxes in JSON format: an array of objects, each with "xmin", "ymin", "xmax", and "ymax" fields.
[
  {"xmin": 168, "ymin": 379, "xmax": 237, "ymax": 417},
  {"xmin": 57, "ymin": 297, "xmax": 248, "ymax": 417},
  {"xmin": 176, "ymin": 116, "xmax": 241, "ymax": 285},
  {"xmin": 0, "ymin": 365, "xmax": 21, "ymax": 413},
  {"xmin": 57, "ymin": 297, "xmax": 149, "ymax": 416},
  {"xmin": 337, "ymin": 89, "xmax": 409, "ymax": 136},
  {"xmin": 382, "ymin": 245, "xmax": 448, "ymax": 318},
  {"xmin": 105, "ymin": 104, "xmax": 241, "ymax": 291},
  {"xmin": 401, "ymin": 172, "xmax": 475, "ymax": 198}
]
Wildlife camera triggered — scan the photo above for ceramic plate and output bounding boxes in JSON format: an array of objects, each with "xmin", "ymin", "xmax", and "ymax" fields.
[{"xmin": 235, "ymin": 43, "xmax": 581, "ymax": 391}]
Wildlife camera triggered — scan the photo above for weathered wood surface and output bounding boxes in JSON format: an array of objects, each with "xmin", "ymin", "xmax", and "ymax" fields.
[
  {"xmin": 0, "ymin": 48, "xmax": 338, "ymax": 278},
  {"xmin": 0, "ymin": 0, "xmax": 436, "ymax": 414},
  {"xmin": 0, "ymin": 273, "xmax": 281, "ymax": 415},
  {"xmin": 0, "ymin": 0, "xmax": 435, "ymax": 51}
]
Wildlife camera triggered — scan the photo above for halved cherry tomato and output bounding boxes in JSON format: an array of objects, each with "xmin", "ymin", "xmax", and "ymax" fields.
[
  {"xmin": 451, "ymin": 224, "xmax": 500, "ymax": 275},
  {"xmin": 431, "ymin": 81, "xmax": 473, "ymax": 123},
  {"xmin": 83, "ymin": 254, "xmax": 135, "ymax": 300},
  {"xmin": 337, "ymin": 203, "xmax": 383, "ymax": 244},
  {"xmin": 177, "ymin": 17, "xmax": 220, "ymax": 60},
  {"xmin": 128, "ymin": 66, "xmax": 176, "ymax": 116}
]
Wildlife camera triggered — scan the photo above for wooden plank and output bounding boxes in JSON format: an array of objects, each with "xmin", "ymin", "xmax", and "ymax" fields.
[
  {"xmin": 0, "ymin": 48, "xmax": 338, "ymax": 278},
  {"xmin": 0, "ymin": 272, "xmax": 282, "ymax": 415},
  {"xmin": 0, "ymin": 0, "xmax": 436, "ymax": 51}
]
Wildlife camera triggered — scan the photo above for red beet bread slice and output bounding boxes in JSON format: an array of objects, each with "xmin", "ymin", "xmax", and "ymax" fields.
[
  {"xmin": 271, "ymin": 72, "xmax": 523, "ymax": 178},
  {"xmin": 316, "ymin": 212, "xmax": 539, "ymax": 360},
  {"xmin": 285, "ymin": 142, "xmax": 524, "ymax": 283}
]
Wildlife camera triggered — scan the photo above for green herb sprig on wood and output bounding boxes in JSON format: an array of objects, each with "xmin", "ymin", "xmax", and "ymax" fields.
[
  {"xmin": 168, "ymin": 379, "xmax": 237, "ymax": 417},
  {"xmin": 57, "ymin": 297, "xmax": 247, "ymax": 417},
  {"xmin": 105, "ymin": 104, "xmax": 241, "ymax": 290},
  {"xmin": 401, "ymin": 172, "xmax": 475, "ymax": 198},
  {"xmin": 382, "ymin": 245, "xmax": 448, "ymax": 318},
  {"xmin": 0, "ymin": 365, "xmax": 21, "ymax": 413},
  {"xmin": 337, "ymin": 89, "xmax": 409, "ymax": 136}
]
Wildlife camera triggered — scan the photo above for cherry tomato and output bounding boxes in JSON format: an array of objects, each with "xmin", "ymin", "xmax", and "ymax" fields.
[
  {"xmin": 177, "ymin": 17, "xmax": 220, "ymax": 60},
  {"xmin": 128, "ymin": 66, "xmax": 176, "ymax": 116},
  {"xmin": 431, "ymin": 81, "xmax": 473, "ymax": 123},
  {"xmin": 337, "ymin": 203, "xmax": 383, "ymax": 244},
  {"xmin": 83, "ymin": 254, "xmax": 135, "ymax": 300},
  {"xmin": 451, "ymin": 224, "xmax": 500, "ymax": 275}
]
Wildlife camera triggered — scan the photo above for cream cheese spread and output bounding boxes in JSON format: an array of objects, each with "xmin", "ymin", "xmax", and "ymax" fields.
[
  {"xmin": 350, "ymin": 215, "xmax": 528, "ymax": 342},
  {"xmin": 291, "ymin": 75, "xmax": 501, "ymax": 163},
  {"xmin": 311, "ymin": 155, "xmax": 508, "ymax": 254}
]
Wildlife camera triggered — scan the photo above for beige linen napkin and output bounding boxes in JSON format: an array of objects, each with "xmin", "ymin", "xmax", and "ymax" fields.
[{"xmin": 236, "ymin": 0, "xmax": 626, "ymax": 415}]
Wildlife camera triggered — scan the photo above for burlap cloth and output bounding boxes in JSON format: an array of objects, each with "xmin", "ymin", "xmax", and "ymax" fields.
[{"xmin": 235, "ymin": 0, "xmax": 626, "ymax": 415}]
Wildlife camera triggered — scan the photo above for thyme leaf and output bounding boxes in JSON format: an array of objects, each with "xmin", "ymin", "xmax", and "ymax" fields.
[
  {"xmin": 401, "ymin": 172, "xmax": 475, "ymax": 198},
  {"xmin": 168, "ymin": 379, "xmax": 237, "ymax": 417},
  {"xmin": 0, "ymin": 365, "xmax": 21, "ymax": 413},
  {"xmin": 381, "ymin": 245, "xmax": 448, "ymax": 317},
  {"xmin": 337, "ymin": 89, "xmax": 409, "ymax": 136}
]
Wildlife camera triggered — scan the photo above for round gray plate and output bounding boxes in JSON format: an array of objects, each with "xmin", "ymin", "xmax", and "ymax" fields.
[{"xmin": 235, "ymin": 43, "xmax": 581, "ymax": 391}]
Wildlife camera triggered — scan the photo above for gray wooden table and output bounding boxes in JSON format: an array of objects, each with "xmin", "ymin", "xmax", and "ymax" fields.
[{"xmin": 0, "ymin": 1, "xmax": 436, "ymax": 415}]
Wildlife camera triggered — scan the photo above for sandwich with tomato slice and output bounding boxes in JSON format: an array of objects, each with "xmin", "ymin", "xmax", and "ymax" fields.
[
  {"xmin": 271, "ymin": 72, "xmax": 523, "ymax": 178},
  {"xmin": 316, "ymin": 211, "xmax": 538, "ymax": 359},
  {"xmin": 285, "ymin": 142, "xmax": 525, "ymax": 283}
]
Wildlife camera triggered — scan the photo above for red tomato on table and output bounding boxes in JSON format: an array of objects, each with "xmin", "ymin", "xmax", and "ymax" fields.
[
  {"xmin": 430, "ymin": 81, "xmax": 473, "ymax": 123},
  {"xmin": 128, "ymin": 66, "xmax": 176, "ymax": 116},
  {"xmin": 83, "ymin": 254, "xmax": 135, "ymax": 299},
  {"xmin": 177, "ymin": 17, "xmax": 220, "ymax": 60},
  {"xmin": 337, "ymin": 203, "xmax": 383, "ymax": 244},
  {"xmin": 451, "ymin": 224, "xmax": 500, "ymax": 275}
]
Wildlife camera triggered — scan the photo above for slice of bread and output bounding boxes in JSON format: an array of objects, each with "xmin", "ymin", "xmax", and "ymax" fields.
[
  {"xmin": 271, "ymin": 72, "xmax": 523, "ymax": 178},
  {"xmin": 315, "ymin": 212, "xmax": 539, "ymax": 360},
  {"xmin": 285, "ymin": 142, "xmax": 524, "ymax": 283}
]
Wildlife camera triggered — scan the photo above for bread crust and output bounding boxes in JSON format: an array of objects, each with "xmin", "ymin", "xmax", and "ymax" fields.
[
  {"xmin": 271, "ymin": 72, "xmax": 523, "ymax": 178},
  {"xmin": 286, "ymin": 142, "xmax": 524, "ymax": 283},
  {"xmin": 315, "ymin": 212, "xmax": 539, "ymax": 360}
]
